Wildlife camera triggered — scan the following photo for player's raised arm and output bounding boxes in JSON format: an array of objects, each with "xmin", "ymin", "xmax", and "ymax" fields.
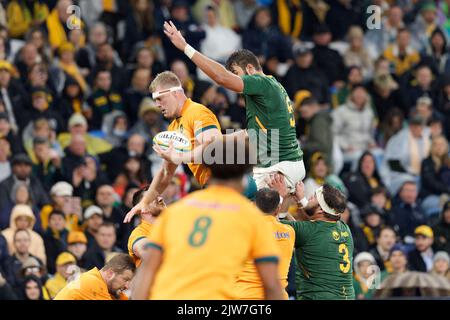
[{"xmin": 163, "ymin": 21, "xmax": 244, "ymax": 93}]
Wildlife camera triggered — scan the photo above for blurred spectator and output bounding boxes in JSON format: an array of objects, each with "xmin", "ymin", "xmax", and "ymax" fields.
[
  {"xmin": 331, "ymin": 65, "xmax": 364, "ymax": 109},
  {"xmin": 21, "ymin": 275, "xmax": 45, "ymax": 300},
  {"xmin": 101, "ymin": 110, "xmax": 129, "ymax": 148},
  {"xmin": 353, "ymin": 251, "xmax": 378, "ymax": 300},
  {"xmin": 6, "ymin": 0, "xmax": 49, "ymax": 39},
  {"xmin": 87, "ymin": 69, "xmax": 124, "ymax": 130},
  {"xmin": 0, "ymin": 272, "xmax": 17, "ymax": 300},
  {"xmin": 170, "ymin": 59, "xmax": 197, "ymax": 99},
  {"xmin": 45, "ymin": 252, "xmax": 76, "ymax": 298},
  {"xmin": 95, "ymin": 185, "xmax": 127, "ymax": 250},
  {"xmin": 58, "ymin": 114, "xmax": 112, "ymax": 156},
  {"xmin": 123, "ymin": 0, "xmax": 156, "ymax": 58},
  {"xmin": 15, "ymin": 43, "xmax": 41, "ymax": 85},
  {"xmin": 409, "ymin": 2, "xmax": 440, "ymax": 52},
  {"xmin": 325, "ymin": 0, "xmax": 361, "ymax": 41},
  {"xmin": 43, "ymin": 210, "xmax": 68, "ymax": 275},
  {"xmin": 2, "ymin": 229, "xmax": 45, "ymax": 293},
  {"xmin": 420, "ymin": 135, "xmax": 450, "ymax": 217},
  {"xmin": 430, "ymin": 251, "xmax": 450, "ymax": 281},
  {"xmin": 0, "ymin": 153, "xmax": 49, "ymax": 229},
  {"xmin": 23, "ymin": 118, "xmax": 62, "ymax": 165},
  {"xmin": 303, "ymin": 152, "xmax": 347, "ymax": 199},
  {"xmin": 421, "ymin": 27, "xmax": 450, "ymax": 76},
  {"xmin": 193, "ymin": 0, "xmax": 237, "ymax": 30},
  {"xmin": 28, "ymin": 86, "xmax": 65, "ymax": 133},
  {"xmin": 311, "ymin": 24, "xmax": 346, "ymax": 87},
  {"xmin": 383, "ymin": 243, "xmax": 409, "ymax": 278},
  {"xmin": 284, "ymin": 44, "xmax": 329, "ymax": 104},
  {"xmin": 343, "ymin": 26, "xmax": 374, "ymax": 79},
  {"xmin": 125, "ymin": 45, "xmax": 164, "ymax": 87},
  {"xmin": 25, "ymin": 28, "xmax": 53, "ymax": 66},
  {"xmin": 233, "ymin": 0, "xmax": 258, "ymax": 30},
  {"xmin": 402, "ymin": 65, "xmax": 439, "ymax": 111},
  {"xmin": 383, "ymin": 115, "xmax": 430, "ymax": 195},
  {"xmin": 163, "ymin": 0, "xmax": 206, "ymax": 73},
  {"xmin": 82, "ymin": 222, "xmax": 122, "ymax": 270},
  {"xmin": 0, "ymin": 112, "xmax": 23, "ymax": 156},
  {"xmin": 437, "ymin": 74, "xmax": 450, "ymax": 140},
  {"xmin": 344, "ymin": 151, "xmax": 386, "ymax": 209},
  {"xmin": 332, "ymin": 86, "xmax": 378, "ymax": 169},
  {"xmin": 341, "ymin": 203, "xmax": 368, "ymax": 254},
  {"xmin": 0, "ymin": 136, "xmax": 11, "ymax": 182},
  {"xmin": 55, "ymin": 42, "xmax": 89, "ymax": 95},
  {"xmin": 25, "ymin": 62, "xmax": 59, "ymax": 100},
  {"xmin": 377, "ymin": 108, "xmax": 405, "ymax": 148},
  {"xmin": 437, "ymin": 0, "xmax": 450, "ymax": 36},
  {"xmin": 408, "ymin": 225, "xmax": 435, "ymax": 272},
  {"xmin": 383, "ymin": 28, "xmax": 421, "ymax": 77},
  {"xmin": 67, "ymin": 231, "xmax": 88, "ymax": 268},
  {"xmin": 270, "ymin": 0, "xmax": 303, "ymax": 40},
  {"xmin": 359, "ymin": 205, "xmax": 387, "ymax": 249},
  {"xmin": 0, "ymin": 60, "xmax": 29, "ymax": 132},
  {"xmin": 45, "ymin": 0, "xmax": 84, "ymax": 50},
  {"xmin": 129, "ymin": 98, "xmax": 167, "ymax": 145},
  {"xmin": 2, "ymin": 204, "xmax": 46, "ymax": 263},
  {"xmin": 199, "ymin": 5, "xmax": 241, "ymax": 64},
  {"xmin": 369, "ymin": 226, "xmax": 397, "ymax": 273},
  {"xmin": 83, "ymin": 205, "xmax": 104, "ymax": 249},
  {"xmin": 298, "ymin": 97, "xmax": 333, "ymax": 166},
  {"xmin": 432, "ymin": 201, "xmax": 450, "ymax": 254},
  {"xmin": 32, "ymin": 137, "xmax": 63, "ymax": 193},
  {"xmin": 242, "ymin": 7, "xmax": 293, "ymax": 64},
  {"xmin": 57, "ymin": 77, "xmax": 87, "ymax": 122},
  {"xmin": 390, "ymin": 180, "xmax": 428, "ymax": 244},
  {"xmin": 124, "ymin": 68, "xmax": 152, "ymax": 126}
]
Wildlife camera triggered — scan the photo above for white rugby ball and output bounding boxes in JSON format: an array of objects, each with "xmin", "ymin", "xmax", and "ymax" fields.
[{"xmin": 153, "ymin": 131, "xmax": 192, "ymax": 152}]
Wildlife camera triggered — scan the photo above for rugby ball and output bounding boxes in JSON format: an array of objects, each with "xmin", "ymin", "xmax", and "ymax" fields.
[{"xmin": 153, "ymin": 131, "xmax": 192, "ymax": 153}]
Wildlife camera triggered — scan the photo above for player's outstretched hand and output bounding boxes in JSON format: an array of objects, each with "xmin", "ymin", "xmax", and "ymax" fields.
[
  {"xmin": 267, "ymin": 173, "xmax": 289, "ymax": 198},
  {"xmin": 294, "ymin": 181, "xmax": 305, "ymax": 201},
  {"xmin": 153, "ymin": 141, "xmax": 183, "ymax": 165},
  {"xmin": 124, "ymin": 202, "xmax": 143, "ymax": 223},
  {"xmin": 163, "ymin": 20, "xmax": 188, "ymax": 51}
]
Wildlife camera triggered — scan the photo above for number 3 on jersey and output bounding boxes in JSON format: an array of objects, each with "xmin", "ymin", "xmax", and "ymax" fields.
[
  {"xmin": 285, "ymin": 97, "xmax": 296, "ymax": 128},
  {"xmin": 339, "ymin": 244, "xmax": 351, "ymax": 273},
  {"xmin": 188, "ymin": 217, "xmax": 212, "ymax": 247}
]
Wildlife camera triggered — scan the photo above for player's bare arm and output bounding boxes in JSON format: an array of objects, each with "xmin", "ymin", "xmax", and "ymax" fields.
[
  {"xmin": 124, "ymin": 162, "xmax": 176, "ymax": 223},
  {"xmin": 130, "ymin": 247, "xmax": 162, "ymax": 300},
  {"xmin": 163, "ymin": 21, "xmax": 244, "ymax": 93},
  {"xmin": 256, "ymin": 262, "xmax": 285, "ymax": 300}
]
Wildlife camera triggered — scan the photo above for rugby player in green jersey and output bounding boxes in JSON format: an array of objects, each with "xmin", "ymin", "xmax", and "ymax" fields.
[
  {"xmin": 162, "ymin": 21, "xmax": 305, "ymax": 193},
  {"xmin": 270, "ymin": 175, "xmax": 355, "ymax": 300}
]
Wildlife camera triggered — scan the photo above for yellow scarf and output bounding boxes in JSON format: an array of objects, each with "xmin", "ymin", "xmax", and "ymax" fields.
[
  {"xmin": 277, "ymin": 0, "xmax": 303, "ymax": 38},
  {"xmin": 60, "ymin": 62, "xmax": 88, "ymax": 93},
  {"xmin": 408, "ymin": 130, "xmax": 430, "ymax": 175},
  {"xmin": 46, "ymin": 8, "xmax": 85, "ymax": 49}
]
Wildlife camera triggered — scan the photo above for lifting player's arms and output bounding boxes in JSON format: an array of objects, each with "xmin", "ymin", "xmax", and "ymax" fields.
[{"xmin": 162, "ymin": 21, "xmax": 305, "ymax": 194}]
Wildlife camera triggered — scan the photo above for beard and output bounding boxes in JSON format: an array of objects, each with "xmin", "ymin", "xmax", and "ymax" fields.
[{"xmin": 304, "ymin": 203, "xmax": 318, "ymax": 216}]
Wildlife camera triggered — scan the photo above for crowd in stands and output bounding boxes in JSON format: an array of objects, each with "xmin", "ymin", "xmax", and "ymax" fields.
[{"xmin": 0, "ymin": 0, "xmax": 450, "ymax": 299}]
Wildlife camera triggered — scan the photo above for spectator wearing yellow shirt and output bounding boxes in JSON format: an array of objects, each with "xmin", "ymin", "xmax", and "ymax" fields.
[
  {"xmin": 7, "ymin": 0, "xmax": 49, "ymax": 39},
  {"xmin": 384, "ymin": 28, "xmax": 421, "ymax": 77},
  {"xmin": 54, "ymin": 253, "xmax": 135, "ymax": 300},
  {"xmin": 45, "ymin": 252, "xmax": 77, "ymax": 299}
]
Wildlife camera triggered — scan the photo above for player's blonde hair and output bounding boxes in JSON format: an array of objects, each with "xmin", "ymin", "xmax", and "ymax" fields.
[{"xmin": 150, "ymin": 71, "xmax": 182, "ymax": 93}]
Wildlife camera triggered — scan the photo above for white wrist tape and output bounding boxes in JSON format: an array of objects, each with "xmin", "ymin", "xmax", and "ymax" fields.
[
  {"xmin": 298, "ymin": 197, "xmax": 308, "ymax": 208},
  {"xmin": 184, "ymin": 44, "xmax": 196, "ymax": 59}
]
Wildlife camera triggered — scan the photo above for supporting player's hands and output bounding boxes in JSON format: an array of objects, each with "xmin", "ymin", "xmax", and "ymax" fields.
[
  {"xmin": 163, "ymin": 20, "xmax": 188, "ymax": 51},
  {"xmin": 294, "ymin": 181, "xmax": 305, "ymax": 202},
  {"xmin": 153, "ymin": 141, "xmax": 183, "ymax": 165},
  {"xmin": 123, "ymin": 197, "xmax": 167, "ymax": 223},
  {"xmin": 267, "ymin": 173, "xmax": 289, "ymax": 198}
]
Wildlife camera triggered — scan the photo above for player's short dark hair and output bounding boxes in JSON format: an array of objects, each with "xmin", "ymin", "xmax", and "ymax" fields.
[
  {"xmin": 255, "ymin": 188, "xmax": 280, "ymax": 214},
  {"xmin": 225, "ymin": 49, "xmax": 262, "ymax": 72},
  {"xmin": 102, "ymin": 253, "xmax": 136, "ymax": 274},
  {"xmin": 322, "ymin": 184, "xmax": 347, "ymax": 219},
  {"xmin": 204, "ymin": 136, "xmax": 254, "ymax": 181},
  {"xmin": 132, "ymin": 185, "xmax": 150, "ymax": 207}
]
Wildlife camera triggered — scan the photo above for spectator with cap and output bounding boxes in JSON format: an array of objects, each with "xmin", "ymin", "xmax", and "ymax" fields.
[
  {"xmin": 0, "ymin": 136, "xmax": 11, "ymax": 182},
  {"xmin": 43, "ymin": 211, "xmax": 69, "ymax": 275},
  {"xmin": 83, "ymin": 205, "xmax": 104, "ymax": 249},
  {"xmin": 0, "ymin": 60, "xmax": 28, "ymax": 132},
  {"xmin": 82, "ymin": 222, "xmax": 122, "ymax": 270},
  {"xmin": 283, "ymin": 43, "xmax": 330, "ymax": 105},
  {"xmin": 2, "ymin": 229, "xmax": 45, "ymax": 294},
  {"xmin": 410, "ymin": 2, "xmax": 440, "ymax": 52},
  {"xmin": 0, "ymin": 112, "xmax": 23, "ymax": 155},
  {"xmin": 0, "ymin": 153, "xmax": 49, "ymax": 229},
  {"xmin": 32, "ymin": 137, "xmax": 63, "ymax": 192},
  {"xmin": 390, "ymin": 181, "xmax": 427, "ymax": 244},
  {"xmin": 87, "ymin": 69, "xmax": 124, "ymax": 131},
  {"xmin": 67, "ymin": 231, "xmax": 88, "ymax": 269},
  {"xmin": 353, "ymin": 251, "xmax": 379, "ymax": 300},
  {"xmin": 311, "ymin": 23, "xmax": 346, "ymax": 87},
  {"xmin": 369, "ymin": 226, "xmax": 397, "ymax": 273},
  {"xmin": 297, "ymin": 97, "xmax": 333, "ymax": 167},
  {"xmin": 430, "ymin": 251, "xmax": 450, "ymax": 281},
  {"xmin": 45, "ymin": 252, "xmax": 77, "ymax": 299},
  {"xmin": 58, "ymin": 113, "xmax": 112, "ymax": 157},
  {"xmin": 383, "ymin": 115, "xmax": 431, "ymax": 195},
  {"xmin": 242, "ymin": 6, "xmax": 292, "ymax": 64},
  {"xmin": 129, "ymin": 98, "xmax": 167, "ymax": 144},
  {"xmin": 2, "ymin": 204, "xmax": 46, "ymax": 263},
  {"xmin": 332, "ymin": 86, "xmax": 379, "ymax": 170},
  {"xmin": 432, "ymin": 201, "xmax": 450, "ymax": 254},
  {"xmin": 420, "ymin": 135, "xmax": 450, "ymax": 218},
  {"xmin": 382, "ymin": 243, "xmax": 409, "ymax": 279},
  {"xmin": 408, "ymin": 225, "xmax": 435, "ymax": 272},
  {"xmin": 383, "ymin": 28, "xmax": 421, "ymax": 77}
]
